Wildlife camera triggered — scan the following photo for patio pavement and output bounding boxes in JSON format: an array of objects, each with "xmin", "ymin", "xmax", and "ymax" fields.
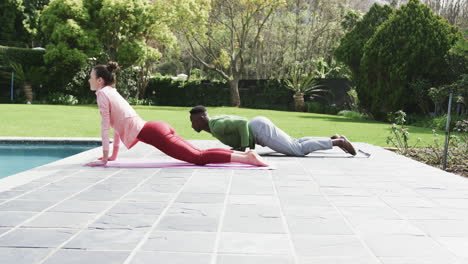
[{"xmin": 0, "ymin": 140, "xmax": 467, "ymax": 264}]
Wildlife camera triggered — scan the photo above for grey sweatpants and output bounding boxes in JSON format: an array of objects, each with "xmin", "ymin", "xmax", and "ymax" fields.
[{"xmin": 249, "ymin": 116, "xmax": 332, "ymax": 156}]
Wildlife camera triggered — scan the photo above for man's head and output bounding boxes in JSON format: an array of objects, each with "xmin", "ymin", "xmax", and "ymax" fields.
[{"xmin": 189, "ymin": 105, "xmax": 209, "ymax": 133}]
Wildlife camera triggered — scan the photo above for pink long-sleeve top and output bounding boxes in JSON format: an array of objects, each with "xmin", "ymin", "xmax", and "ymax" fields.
[{"xmin": 96, "ymin": 86, "xmax": 146, "ymax": 152}]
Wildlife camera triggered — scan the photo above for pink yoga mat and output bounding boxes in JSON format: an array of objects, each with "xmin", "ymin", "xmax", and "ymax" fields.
[{"xmin": 102, "ymin": 159, "xmax": 273, "ymax": 170}]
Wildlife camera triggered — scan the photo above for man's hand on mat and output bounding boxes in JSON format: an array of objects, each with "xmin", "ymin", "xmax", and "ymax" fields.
[{"xmin": 86, "ymin": 159, "xmax": 108, "ymax": 167}]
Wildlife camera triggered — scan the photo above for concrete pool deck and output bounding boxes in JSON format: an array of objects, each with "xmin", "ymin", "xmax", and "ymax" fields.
[{"xmin": 0, "ymin": 140, "xmax": 467, "ymax": 264}]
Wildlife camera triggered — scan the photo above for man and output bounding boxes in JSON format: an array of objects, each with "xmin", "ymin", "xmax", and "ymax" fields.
[{"xmin": 189, "ymin": 105, "xmax": 356, "ymax": 156}]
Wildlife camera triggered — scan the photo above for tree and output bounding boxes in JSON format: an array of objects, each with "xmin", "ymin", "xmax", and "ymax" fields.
[
  {"xmin": 40, "ymin": 0, "xmax": 102, "ymax": 89},
  {"xmin": 94, "ymin": 0, "xmax": 176, "ymax": 97},
  {"xmin": 22, "ymin": 0, "xmax": 50, "ymax": 47},
  {"xmin": 360, "ymin": 0, "xmax": 460, "ymax": 119},
  {"xmin": 335, "ymin": 3, "xmax": 393, "ymax": 114},
  {"xmin": 171, "ymin": 0, "xmax": 286, "ymax": 107},
  {"xmin": 0, "ymin": 0, "xmax": 28, "ymax": 47},
  {"xmin": 251, "ymin": 0, "xmax": 348, "ymax": 80},
  {"xmin": 40, "ymin": 0, "xmax": 174, "ymax": 97}
]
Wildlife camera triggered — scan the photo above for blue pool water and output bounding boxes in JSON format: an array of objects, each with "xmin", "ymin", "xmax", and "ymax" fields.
[{"xmin": 0, "ymin": 144, "xmax": 97, "ymax": 179}]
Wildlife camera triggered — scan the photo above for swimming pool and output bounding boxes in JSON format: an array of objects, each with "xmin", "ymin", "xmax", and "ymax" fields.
[{"xmin": 0, "ymin": 144, "xmax": 97, "ymax": 179}]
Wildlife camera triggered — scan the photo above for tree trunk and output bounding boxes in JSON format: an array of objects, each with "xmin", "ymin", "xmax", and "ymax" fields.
[
  {"xmin": 293, "ymin": 93, "xmax": 305, "ymax": 112},
  {"xmin": 23, "ymin": 83, "xmax": 33, "ymax": 104},
  {"xmin": 229, "ymin": 79, "xmax": 241, "ymax": 107}
]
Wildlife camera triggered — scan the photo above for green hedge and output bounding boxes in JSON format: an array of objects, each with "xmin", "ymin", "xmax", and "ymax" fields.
[
  {"xmin": 145, "ymin": 77, "xmax": 294, "ymax": 110},
  {"xmin": 0, "ymin": 46, "xmax": 45, "ymax": 67}
]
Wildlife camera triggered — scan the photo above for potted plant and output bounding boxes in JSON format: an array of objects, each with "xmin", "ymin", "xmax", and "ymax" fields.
[
  {"xmin": 284, "ymin": 62, "xmax": 327, "ymax": 112},
  {"xmin": 8, "ymin": 62, "xmax": 46, "ymax": 104}
]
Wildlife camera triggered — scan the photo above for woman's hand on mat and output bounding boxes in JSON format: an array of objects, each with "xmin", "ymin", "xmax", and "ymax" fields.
[
  {"xmin": 86, "ymin": 159, "xmax": 108, "ymax": 167},
  {"xmin": 98, "ymin": 155, "xmax": 117, "ymax": 161}
]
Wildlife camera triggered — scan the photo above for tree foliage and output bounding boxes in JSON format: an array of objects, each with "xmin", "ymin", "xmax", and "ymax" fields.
[
  {"xmin": 0, "ymin": 0, "xmax": 28, "ymax": 47},
  {"xmin": 335, "ymin": 4, "xmax": 393, "ymax": 80},
  {"xmin": 40, "ymin": 0, "xmax": 101, "ymax": 88},
  {"xmin": 170, "ymin": 0, "xmax": 286, "ymax": 106},
  {"xmin": 360, "ymin": 0, "xmax": 460, "ymax": 119}
]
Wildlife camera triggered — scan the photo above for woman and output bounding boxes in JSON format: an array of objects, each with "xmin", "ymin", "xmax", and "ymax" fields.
[{"xmin": 86, "ymin": 62, "xmax": 268, "ymax": 167}]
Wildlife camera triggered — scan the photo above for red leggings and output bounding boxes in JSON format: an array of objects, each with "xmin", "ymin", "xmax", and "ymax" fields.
[{"xmin": 137, "ymin": 121, "xmax": 233, "ymax": 165}]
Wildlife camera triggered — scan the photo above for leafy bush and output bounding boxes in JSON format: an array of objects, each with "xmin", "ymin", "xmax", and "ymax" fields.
[
  {"xmin": 146, "ymin": 76, "xmax": 292, "ymax": 110},
  {"xmin": 409, "ymin": 114, "xmax": 468, "ymax": 130},
  {"xmin": 45, "ymin": 92, "xmax": 79, "ymax": 105},
  {"xmin": 387, "ymin": 110, "xmax": 467, "ymax": 176},
  {"xmin": 127, "ymin": 97, "xmax": 153, "ymax": 106},
  {"xmin": 306, "ymin": 102, "xmax": 340, "ymax": 115},
  {"xmin": 0, "ymin": 46, "xmax": 45, "ymax": 66},
  {"xmin": 337, "ymin": 110, "xmax": 368, "ymax": 120}
]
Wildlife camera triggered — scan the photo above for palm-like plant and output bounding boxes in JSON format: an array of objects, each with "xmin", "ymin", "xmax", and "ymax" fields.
[
  {"xmin": 284, "ymin": 62, "xmax": 328, "ymax": 111},
  {"xmin": 8, "ymin": 62, "xmax": 46, "ymax": 103}
]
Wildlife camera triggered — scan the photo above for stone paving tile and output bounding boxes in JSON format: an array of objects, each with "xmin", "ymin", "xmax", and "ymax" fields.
[
  {"xmin": 123, "ymin": 192, "xmax": 174, "ymax": 202},
  {"xmin": 394, "ymin": 206, "xmax": 468, "ymax": 220},
  {"xmin": 436, "ymin": 237, "xmax": 468, "ymax": 259},
  {"xmin": 90, "ymin": 213, "xmax": 158, "ymax": 230},
  {"xmin": 70, "ymin": 190, "xmax": 127, "ymax": 201},
  {"xmin": 142, "ymin": 231, "xmax": 216, "ymax": 252},
  {"xmin": 182, "ymin": 176, "xmax": 229, "ymax": 194},
  {"xmin": 378, "ymin": 256, "xmax": 459, "ymax": 264},
  {"xmin": 107, "ymin": 201, "xmax": 167, "ymax": 215},
  {"xmin": 348, "ymin": 219, "xmax": 424, "ymax": 236},
  {"xmin": 338, "ymin": 206, "xmax": 402, "ymax": 220},
  {"xmin": 175, "ymin": 192, "xmax": 225, "ymax": 204},
  {"xmin": 286, "ymin": 217, "xmax": 354, "ymax": 235},
  {"xmin": 0, "ymin": 228, "xmax": 77, "ymax": 248},
  {"xmin": 63, "ymin": 229, "xmax": 147, "ymax": 250},
  {"xmin": 363, "ymin": 234, "xmax": 455, "ymax": 259},
  {"xmin": 227, "ymin": 195, "xmax": 277, "ymax": 206},
  {"xmin": 278, "ymin": 194, "xmax": 332, "ymax": 208},
  {"xmin": 217, "ymin": 254, "xmax": 295, "ymax": 264},
  {"xmin": 130, "ymin": 251, "xmax": 211, "ymax": 264},
  {"xmin": 411, "ymin": 219, "xmax": 468, "ymax": 237},
  {"xmin": 0, "ymin": 248, "xmax": 52, "ymax": 264},
  {"xmin": 0, "ymin": 211, "xmax": 36, "ymax": 227},
  {"xmin": 43, "ymin": 249, "xmax": 131, "ymax": 264},
  {"xmin": 21, "ymin": 212, "xmax": 96, "ymax": 229},
  {"xmin": 18, "ymin": 190, "xmax": 77, "ymax": 201},
  {"xmin": 292, "ymin": 234, "xmax": 371, "ymax": 257},
  {"xmin": 431, "ymin": 198, "xmax": 468, "ymax": 209},
  {"xmin": 327, "ymin": 195, "xmax": 390, "ymax": 207},
  {"xmin": 47, "ymin": 200, "xmax": 113, "ymax": 214},
  {"xmin": 222, "ymin": 203, "xmax": 284, "ymax": 233},
  {"xmin": 380, "ymin": 196, "xmax": 438, "ymax": 208},
  {"xmin": 297, "ymin": 256, "xmax": 381, "ymax": 264},
  {"xmin": 0, "ymin": 199, "xmax": 57, "ymax": 212},
  {"xmin": 156, "ymin": 215, "xmax": 220, "ymax": 232},
  {"xmin": 218, "ymin": 232, "xmax": 292, "ymax": 255},
  {"xmin": 0, "ymin": 190, "xmax": 27, "ymax": 199}
]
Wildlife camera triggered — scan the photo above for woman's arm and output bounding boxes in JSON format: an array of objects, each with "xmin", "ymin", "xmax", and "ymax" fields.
[
  {"xmin": 109, "ymin": 131, "xmax": 120, "ymax": 160},
  {"xmin": 87, "ymin": 92, "xmax": 111, "ymax": 166}
]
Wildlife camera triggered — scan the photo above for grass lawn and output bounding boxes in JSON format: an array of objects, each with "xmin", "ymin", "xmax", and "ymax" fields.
[{"xmin": 0, "ymin": 104, "xmax": 440, "ymax": 146}]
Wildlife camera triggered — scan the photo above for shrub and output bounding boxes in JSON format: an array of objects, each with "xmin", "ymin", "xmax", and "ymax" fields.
[
  {"xmin": 337, "ymin": 110, "xmax": 368, "ymax": 120},
  {"xmin": 0, "ymin": 46, "xmax": 45, "ymax": 66},
  {"xmin": 45, "ymin": 92, "xmax": 79, "ymax": 105},
  {"xmin": 306, "ymin": 102, "xmax": 340, "ymax": 115}
]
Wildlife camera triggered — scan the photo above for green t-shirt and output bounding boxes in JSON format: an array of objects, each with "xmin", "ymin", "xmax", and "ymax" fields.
[{"xmin": 208, "ymin": 115, "xmax": 255, "ymax": 149}]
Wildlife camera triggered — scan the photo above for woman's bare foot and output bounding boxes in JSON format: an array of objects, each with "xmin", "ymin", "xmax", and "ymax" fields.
[{"xmin": 246, "ymin": 150, "xmax": 269, "ymax": 167}]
